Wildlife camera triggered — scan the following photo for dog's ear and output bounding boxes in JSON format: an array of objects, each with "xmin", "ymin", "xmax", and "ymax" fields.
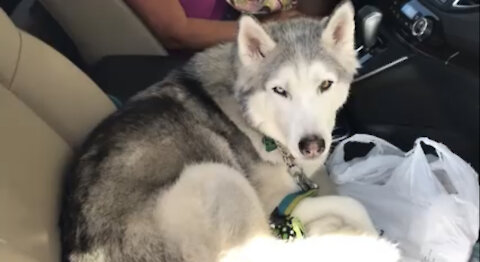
[
  {"xmin": 237, "ymin": 16, "xmax": 276, "ymax": 67},
  {"xmin": 321, "ymin": 1, "xmax": 358, "ymax": 72}
]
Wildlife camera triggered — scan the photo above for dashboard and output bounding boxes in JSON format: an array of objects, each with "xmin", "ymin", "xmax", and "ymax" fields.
[{"xmin": 361, "ymin": 0, "xmax": 479, "ymax": 70}]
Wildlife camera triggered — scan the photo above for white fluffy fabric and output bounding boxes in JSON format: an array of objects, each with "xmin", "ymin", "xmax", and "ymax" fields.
[{"xmin": 220, "ymin": 234, "xmax": 400, "ymax": 262}]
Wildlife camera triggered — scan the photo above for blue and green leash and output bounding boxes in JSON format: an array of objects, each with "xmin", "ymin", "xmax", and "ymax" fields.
[{"xmin": 262, "ymin": 136, "xmax": 319, "ymax": 240}]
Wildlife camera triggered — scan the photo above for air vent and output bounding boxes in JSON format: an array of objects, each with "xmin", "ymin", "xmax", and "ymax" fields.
[{"xmin": 452, "ymin": 0, "xmax": 479, "ymax": 8}]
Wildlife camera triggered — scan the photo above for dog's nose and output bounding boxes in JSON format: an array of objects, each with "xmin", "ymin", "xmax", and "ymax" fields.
[{"xmin": 298, "ymin": 135, "xmax": 325, "ymax": 159}]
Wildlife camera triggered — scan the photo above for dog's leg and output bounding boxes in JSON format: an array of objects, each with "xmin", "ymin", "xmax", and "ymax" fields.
[
  {"xmin": 154, "ymin": 163, "xmax": 270, "ymax": 262},
  {"xmin": 291, "ymin": 195, "xmax": 378, "ymax": 236}
]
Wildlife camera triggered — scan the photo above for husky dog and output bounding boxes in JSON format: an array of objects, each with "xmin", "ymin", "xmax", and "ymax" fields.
[{"xmin": 61, "ymin": 2, "xmax": 399, "ymax": 262}]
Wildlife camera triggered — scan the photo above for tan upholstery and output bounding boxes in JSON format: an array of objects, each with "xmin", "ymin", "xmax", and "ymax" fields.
[
  {"xmin": 0, "ymin": 86, "xmax": 71, "ymax": 262},
  {"xmin": 39, "ymin": 0, "xmax": 168, "ymax": 64},
  {"xmin": 0, "ymin": 9, "xmax": 116, "ymax": 147},
  {"xmin": 0, "ymin": 9, "xmax": 115, "ymax": 262}
]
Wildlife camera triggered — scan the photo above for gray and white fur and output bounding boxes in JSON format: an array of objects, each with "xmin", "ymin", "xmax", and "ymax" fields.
[{"xmin": 61, "ymin": 2, "xmax": 400, "ymax": 261}]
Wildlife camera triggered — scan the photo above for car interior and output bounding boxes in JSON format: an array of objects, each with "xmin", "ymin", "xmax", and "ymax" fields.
[{"xmin": 0, "ymin": 0, "xmax": 478, "ymax": 261}]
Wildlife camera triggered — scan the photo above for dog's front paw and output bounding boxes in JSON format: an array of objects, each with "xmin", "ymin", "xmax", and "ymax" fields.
[
  {"xmin": 303, "ymin": 214, "xmax": 361, "ymax": 236},
  {"xmin": 292, "ymin": 195, "xmax": 378, "ymax": 236}
]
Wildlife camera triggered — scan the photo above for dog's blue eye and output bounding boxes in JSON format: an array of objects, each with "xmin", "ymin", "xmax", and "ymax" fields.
[
  {"xmin": 319, "ymin": 80, "xmax": 334, "ymax": 93},
  {"xmin": 272, "ymin": 86, "xmax": 288, "ymax": 98}
]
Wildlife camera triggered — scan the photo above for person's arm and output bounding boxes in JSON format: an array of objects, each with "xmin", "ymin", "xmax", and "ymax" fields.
[{"xmin": 125, "ymin": 0, "xmax": 238, "ymax": 50}]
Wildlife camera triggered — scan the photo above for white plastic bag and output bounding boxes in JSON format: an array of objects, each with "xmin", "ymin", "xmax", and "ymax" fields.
[{"xmin": 327, "ymin": 134, "xmax": 479, "ymax": 262}]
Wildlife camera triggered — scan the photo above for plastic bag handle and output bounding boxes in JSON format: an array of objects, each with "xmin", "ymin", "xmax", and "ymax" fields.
[
  {"xmin": 414, "ymin": 138, "xmax": 479, "ymax": 204},
  {"xmin": 413, "ymin": 138, "xmax": 448, "ymax": 161}
]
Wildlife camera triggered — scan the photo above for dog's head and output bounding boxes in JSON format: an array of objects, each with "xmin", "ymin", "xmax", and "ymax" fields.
[{"xmin": 235, "ymin": 1, "xmax": 358, "ymax": 166}]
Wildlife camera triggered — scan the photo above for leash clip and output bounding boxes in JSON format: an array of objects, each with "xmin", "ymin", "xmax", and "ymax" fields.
[{"xmin": 290, "ymin": 168, "xmax": 319, "ymax": 191}]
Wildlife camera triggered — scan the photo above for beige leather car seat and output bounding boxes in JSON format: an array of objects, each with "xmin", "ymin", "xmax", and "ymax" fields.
[
  {"xmin": 0, "ymin": 9, "xmax": 116, "ymax": 262},
  {"xmin": 39, "ymin": 0, "xmax": 168, "ymax": 65}
]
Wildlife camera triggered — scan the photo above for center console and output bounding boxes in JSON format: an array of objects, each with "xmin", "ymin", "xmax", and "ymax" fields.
[
  {"xmin": 353, "ymin": 0, "xmax": 470, "ymax": 82},
  {"xmin": 347, "ymin": 1, "xmax": 479, "ymax": 171},
  {"xmin": 390, "ymin": 0, "xmax": 438, "ymax": 42},
  {"xmin": 386, "ymin": 0, "xmax": 459, "ymax": 60}
]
